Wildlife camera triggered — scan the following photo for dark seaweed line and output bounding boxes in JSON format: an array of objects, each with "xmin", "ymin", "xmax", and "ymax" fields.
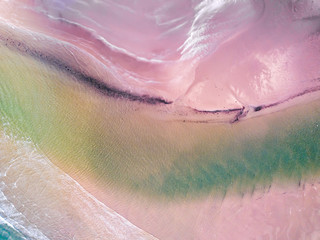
[
  {"xmin": 232, "ymin": 86, "xmax": 320, "ymax": 122},
  {"xmin": 1, "ymin": 33, "xmax": 319, "ymax": 121},
  {"xmin": 190, "ymin": 84, "xmax": 320, "ymax": 123},
  {"xmin": 193, "ymin": 107, "xmax": 243, "ymax": 114},
  {"xmin": 251, "ymin": 86, "xmax": 320, "ymax": 112},
  {"xmin": 0, "ymin": 34, "xmax": 171, "ymax": 105},
  {"xmin": 192, "ymin": 107, "xmax": 245, "ymax": 123}
]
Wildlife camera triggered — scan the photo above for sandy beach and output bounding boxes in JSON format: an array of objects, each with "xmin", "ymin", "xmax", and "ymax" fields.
[
  {"xmin": 1, "ymin": 0, "xmax": 319, "ymax": 116},
  {"xmin": 0, "ymin": 1, "xmax": 320, "ymax": 239}
]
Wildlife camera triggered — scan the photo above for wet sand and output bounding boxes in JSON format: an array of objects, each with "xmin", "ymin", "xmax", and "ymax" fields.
[
  {"xmin": 69, "ymin": 169, "xmax": 320, "ymax": 240},
  {"xmin": 0, "ymin": 128, "xmax": 157, "ymax": 240},
  {"xmin": 0, "ymin": 1, "xmax": 320, "ymax": 239},
  {"xmin": 1, "ymin": 0, "xmax": 320, "ymax": 115},
  {"xmin": 0, "ymin": 41, "xmax": 319, "ymax": 238}
]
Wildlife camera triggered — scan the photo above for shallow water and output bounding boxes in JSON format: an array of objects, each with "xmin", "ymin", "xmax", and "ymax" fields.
[
  {"xmin": 0, "ymin": 35, "xmax": 319, "ymax": 239},
  {"xmin": 0, "ymin": 1, "xmax": 320, "ymax": 239},
  {"xmin": 1, "ymin": 0, "xmax": 320, "ymax": 112},
  {"xmin": 0, "ymin": 126, "xmax": 156, "ymax": 240},
  {"xmin": 0, "ymin": 43, "xmax": 319, "ymax": 197}
]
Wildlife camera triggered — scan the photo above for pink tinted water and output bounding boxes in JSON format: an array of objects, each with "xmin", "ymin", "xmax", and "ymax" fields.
[
  {"xmin": 1, "ymin": 1, "xmax": 320, "ymax": 239},
  {"xmin": 1, "ymin": 0, "xmax": 320, "ymax": 111}
]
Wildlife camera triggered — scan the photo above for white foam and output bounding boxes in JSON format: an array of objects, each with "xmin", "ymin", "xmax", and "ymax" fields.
[{"xmin": 0, "ymin": 119, "xmax": 157, "ymax": 240}]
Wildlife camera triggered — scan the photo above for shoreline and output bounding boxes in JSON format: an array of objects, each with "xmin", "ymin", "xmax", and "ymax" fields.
[
  {"xmin": 0, "ymin": 128, "xmax": 157, "ymax": 240},
  {"xmin": 0, "ymin": 1, "xmax": 320, "ymax": 239},
  {"xmin": 0, "ymin": 40, "xmax": 319, "ymax": 198},
  {"xmin": 0, "ymin": 0, "xmax": 320, "ymax": 123},
  {"xmin": 57, "ymin": 156, "xmax": 320, "ymax": 240},
  {"xmin": 0, "ymin": 19, "xmax": 319, "ymax": 124}
]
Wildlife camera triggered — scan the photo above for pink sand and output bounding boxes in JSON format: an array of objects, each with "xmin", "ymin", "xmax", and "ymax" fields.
[
  {"xmin": 1, "ymin": 0, "xmax": 320, "ymax": 112},
  {"xmin": 1, "ymin": 1, "xmax": 320, "ymax": 239},
  {"xmin": 73, "ymin": 171, "xmax": 320, "ymax": 240}
]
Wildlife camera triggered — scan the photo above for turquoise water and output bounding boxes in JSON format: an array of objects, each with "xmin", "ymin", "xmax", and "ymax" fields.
[{"xmin": 0, "ymin": 224, "xmax": 28, "ymax": 240}]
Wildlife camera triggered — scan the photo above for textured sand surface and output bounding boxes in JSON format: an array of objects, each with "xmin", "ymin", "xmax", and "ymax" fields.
[{"xmin": 0, "ymin": 1, "xmax": 320, "ymax": 239}]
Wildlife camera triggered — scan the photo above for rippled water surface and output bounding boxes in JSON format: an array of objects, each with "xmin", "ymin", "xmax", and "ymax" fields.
[{"xmin": 0, "ymin": 0, "xmax": 320, "ymax": 239}]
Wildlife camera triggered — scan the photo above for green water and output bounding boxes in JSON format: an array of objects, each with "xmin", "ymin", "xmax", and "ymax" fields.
[{"xmin": 0, "ymin": 44, "xmax": 319, "ymax": 199}]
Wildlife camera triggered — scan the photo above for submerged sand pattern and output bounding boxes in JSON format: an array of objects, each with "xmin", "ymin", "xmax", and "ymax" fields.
[
  {"xmin": 0, "ymin": 127, "xmax": 156, "ymax": 239},
  {"xmin": 0, "ymin": 0, "xmax": 320, "ymax": 239}
]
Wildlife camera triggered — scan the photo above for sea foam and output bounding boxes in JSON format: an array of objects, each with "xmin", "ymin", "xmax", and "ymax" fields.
[{"xmin": 0, "ymin": 120, "xmax": 156, "ymax": 240}]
